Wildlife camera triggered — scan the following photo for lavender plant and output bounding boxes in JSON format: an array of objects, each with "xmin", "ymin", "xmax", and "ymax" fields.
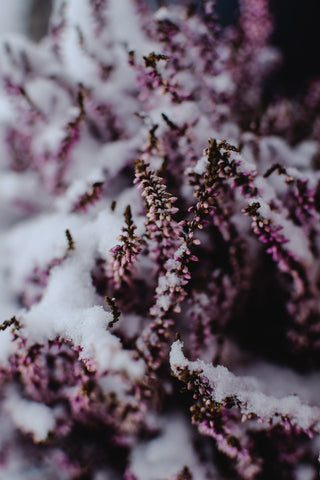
[{"xmin": 1, "ymin": 1, "xmax": 320, "ymax": 479}]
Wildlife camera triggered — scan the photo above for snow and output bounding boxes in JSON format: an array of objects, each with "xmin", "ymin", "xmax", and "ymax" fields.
[
  {"xmin": 12, "ymin": 209, "xmax": 145, "ymax": 376},
  {"xmin": 128, "ymin": 413, "xmax": 213, "ymax": 480},
  {"xmin": 170, "ymin": 340, "xmax": 320, "ymax": 432},
  {"xmin": 0, "ymin": 329, "xmax": 16, "ymax": 364},
  {"xmin": 259, "ymin": 136, "xmax": 319, "ymax": 174},
  {"xmin": 294, "ymin": 465, "xmax": 315, "ymax": 480},
  {"xmin": 0, "ymin": 2, "xmax": 31, "ymax": 36},
  {"xmin": 60, "ymin": 0, "xmax": 97, "ymax": 82},
  {"xmin": 234, "ymin": 358, "xmax": 320, "ymax": 405},
  {"xmin": 108, "ymin": 0, "xmax": 156, "ymax": 56},
  {"xmin": 154, "ymin": 6, "xmax": 170, "ymax": 22},
  {"xmin": 3, "ymin": 213, "xmax": 82, "ymax": 292},
  {"xmin": 210, "ymin": 72, "xmax": 234, "ymax": 94},
  {"xmin": 191, "ymin": 155, "xmax": 208, "ymax": 175},
  {"xmin": 0, "ymin": 0, "xmax": 319, "ymax": 477},
  {"xmin": 4, "ymin": 390, "xmax": 55, "ymax": 442},
  {"xmin": 252, "ymin": 179, "xmax": 314, "ymax": 270},
  {"xmin": 0, "ymin": 195, "xmax": 145, "ymax": 377}
]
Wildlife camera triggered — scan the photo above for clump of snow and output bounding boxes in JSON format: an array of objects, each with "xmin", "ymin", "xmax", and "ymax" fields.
[
  {"xmin": 128, "ymin": 414, "xmax": 214, "ymax": 480},
  {"xmin": 170, "ymin": 340, "xmax": 320, "ymax": 432},
  {"xmin": 4, "ymin": 391, "xmax": 55, "ymax": 442}
]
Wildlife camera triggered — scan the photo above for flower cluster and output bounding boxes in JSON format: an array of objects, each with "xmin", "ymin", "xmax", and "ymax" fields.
[
  {"xmin": 108, "ymin": 205, "xmax": 142, "ymax": 290},
  {"xmin": 1, "ymin": 1, "xmax": 320, "ymax": 479},
  {"xmin": 170, "ymin": 339, "xmax": 320, "ymax": 479}
]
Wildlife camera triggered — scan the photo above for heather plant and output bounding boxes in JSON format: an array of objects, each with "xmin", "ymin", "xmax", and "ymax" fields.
[{"xmin": 1, "ymin": 1, "xmax": 320, "ymax": 479}]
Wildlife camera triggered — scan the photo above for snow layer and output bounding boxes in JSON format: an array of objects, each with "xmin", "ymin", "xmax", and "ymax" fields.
[
  {"xmin": 170, "ymin": 340, "xmax": 320, "ymax": 431},
  {"xmin": 4, "ymin": 390, "xmax": 55, "ymax": 442}
]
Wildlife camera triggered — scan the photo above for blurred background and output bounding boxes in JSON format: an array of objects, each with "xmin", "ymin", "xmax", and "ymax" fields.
[
  {"xmin": 1, "ymin": 0, "xmax": 320, "ymax": 93},
  {"xmin": 0, "ymin": 0, "xmax": 51, "ymax": 40}
]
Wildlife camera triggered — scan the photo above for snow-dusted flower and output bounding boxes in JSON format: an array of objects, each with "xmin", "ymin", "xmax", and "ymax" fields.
[{"xmin": 1, "ymin": 1, "xmax": 320, "ymax": 479}]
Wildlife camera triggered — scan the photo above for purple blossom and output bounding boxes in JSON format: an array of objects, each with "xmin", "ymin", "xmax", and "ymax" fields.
[{"xmin": 1, "ymin": 1, "xmax": 320, "ymax": 479}]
